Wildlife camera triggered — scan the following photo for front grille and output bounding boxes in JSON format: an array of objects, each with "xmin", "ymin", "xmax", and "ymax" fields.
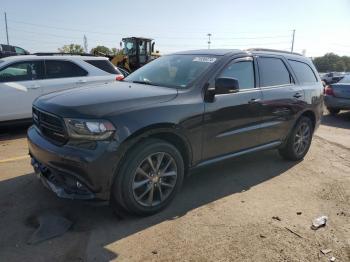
[{"xmin": 32, "ymin": 107, "xmax": 67, "ymax": 144}]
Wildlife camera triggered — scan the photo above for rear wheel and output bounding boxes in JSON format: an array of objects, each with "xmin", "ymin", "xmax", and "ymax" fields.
[
  {"xmin": 327, "ymin": 108, "xmax": 340, "ymax": 115},
  {"xmin": 111, "ymin": 139, "xmax": 184, "ymax": 216},
  {"xmin": 279, "ymin": 117, "xmax": 313, "ymax": 161}
]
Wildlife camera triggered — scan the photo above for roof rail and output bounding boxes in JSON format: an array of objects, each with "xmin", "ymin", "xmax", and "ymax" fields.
[
  {"xmin": 246, "ymin": 48, "xmax": 302, "ymax": 56},
  {"xmin": 32, "ymin": 52, "xmax": 96, "ymax": 56}
]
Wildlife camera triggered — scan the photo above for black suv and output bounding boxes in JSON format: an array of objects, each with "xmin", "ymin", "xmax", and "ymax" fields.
[
  {"xmin": 28, "ymin": 49, "xmax": 323, "ymax": 215},
  {"xmin": 0, "ymin": 44, "xmax": 29, "ymax": 58}
]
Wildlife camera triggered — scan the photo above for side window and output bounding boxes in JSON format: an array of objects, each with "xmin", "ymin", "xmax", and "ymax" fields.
[
  {"xmin": 258, "ymin": 57, "xmax": 292, "ymax": 87},
  {"xmin": 15, "ymin": 47, "xmax": 27, "ymax": 55},
  {"xmin": 288, "ymin": 60, "xmax": 317, "ymax": 84},
  {"xmin": 84, "ymin": 59, "xmax": 119, "ymax": 74},
  {"xmin": 219, "ymin": 60, "xmax": 255, "ymax": 90},
  {"xmin": 0, "ymin": 61, "xmax": 44, "ymax": 82},
  {"xmin": 45, "ymin": 60, "xmax": 88, "ymax": 79}
]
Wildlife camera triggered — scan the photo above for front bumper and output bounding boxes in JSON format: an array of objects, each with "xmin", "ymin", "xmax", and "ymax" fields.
[
  {"xmin": 324, "ymin": 95, "xmax": 350, "ymax": 109},
  {"xmin": 27, "ymin": 126, "xmax": 120, "ymax": 200}
]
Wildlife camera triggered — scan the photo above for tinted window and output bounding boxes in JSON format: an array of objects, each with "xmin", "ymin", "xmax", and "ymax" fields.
[
  {"xmin": 125, "ymin": 54, "xmax": 218, "ymax": 88},
  {"xmin": 219, "ymin": 60, "xmax": 255, "ymax": 90},
  {"xmin": 1, "ymin": 45, "xmax": 14, "ymax": 52},
  {"xmin": 14, "ymin": 47, "xmax": 27, "ymax": 55},
  {"xmin": 45, "ymin": 60, "xmax": 87, "ymax": 79},
  {"xmin": 118, "ymin": 67, "xmax": 130, "ymax": 77},
  {"xmin": 288, "ymin": 60, "xmax": 317, "ymax": 83},
  {"xmin": 258, "ymin": 57, "xmax": 292, "ymax": 87},
  {"xmin": 0, "ymin": 61, "xmax": 44, "ymax": 82},
  {"xmin": 339, "ymin": 75, "xmax": 350, "ymax": 83},
  {"xmin": 85, "ymin": 59, "xmax": 119, "ymax": 74}
]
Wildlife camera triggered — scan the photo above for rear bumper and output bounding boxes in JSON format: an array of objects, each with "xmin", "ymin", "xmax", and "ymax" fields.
[
  {"xmin": 27, "ymin": 126, "xmax": 120, "ymax": 200},
  {"xmin": 324, "ymin": 95, "xmax": 350, "ymax": 109}
]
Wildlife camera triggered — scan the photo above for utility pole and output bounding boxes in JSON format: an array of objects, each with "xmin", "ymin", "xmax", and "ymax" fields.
[
  {"xmin": 207, "ymin": 33, "xmax": 211, "ymax": 49},
  {"xmin": 83, "ymin": 35, "xmax": 88, "ymax": 53},
  {"xmin": 4, "ymin": 12, "xmax": 9, "ymax": 45},
  {"xmin": 291, "ymin": 29, "xmax": 295, "ymax": 53}
]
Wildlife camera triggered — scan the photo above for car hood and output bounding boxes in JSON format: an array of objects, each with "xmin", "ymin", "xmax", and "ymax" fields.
[{"xmin": 34, "ymin": 81, "xmax": 178, "ymax": 118}]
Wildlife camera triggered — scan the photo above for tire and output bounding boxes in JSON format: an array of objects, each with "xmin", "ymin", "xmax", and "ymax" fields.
[
  {"xmin": 278, "ymin": 116, "xmax": 313, "ymax": 161},
  {"xmin": 327, "ymin": 108, "xmax": 340, "ymax": 115},
  {"xmin": 111, "ymin": 138, "xmax": 184, "ymax": 216}
]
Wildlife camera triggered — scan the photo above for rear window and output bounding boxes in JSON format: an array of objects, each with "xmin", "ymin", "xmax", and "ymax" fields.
[
  {"xmin": 258, "ymin": 57, "xmax": 293, "ymax": 87},
  {"xmin": 84, "ymin": 59, "xmax": 119, "ymax": 74},
  {"xmin": 288, "ymin": 60, "xmax": 318, "ymax": 84},
  {"xmin": 45, "ymin": 60, "xmax": 88, "ymax": 79}
]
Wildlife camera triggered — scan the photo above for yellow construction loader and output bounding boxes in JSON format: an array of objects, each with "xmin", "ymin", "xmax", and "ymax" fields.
[{"xmin": 110, "ymin": 37, "xmax": 160, "ymax": 72}]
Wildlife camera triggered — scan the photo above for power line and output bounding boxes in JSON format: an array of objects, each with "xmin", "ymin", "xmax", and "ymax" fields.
[
  {"xmin": 7, "ymin": 27, "xmax": 85, "ymax": 40},
  {"xmin": 214, "ymin": 35, "xmax": 290, "ymax": 40},
  {"xmin": 7, "ymin": 19, "xmax": 293, "ymax": 41}
]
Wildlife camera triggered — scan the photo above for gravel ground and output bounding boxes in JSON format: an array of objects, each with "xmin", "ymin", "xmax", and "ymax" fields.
[{"xmin": 0, "ymin": 113, "xmax": 349, "ymax": 262}]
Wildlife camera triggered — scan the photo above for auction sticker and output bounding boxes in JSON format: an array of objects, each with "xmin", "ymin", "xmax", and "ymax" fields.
[{"xmin": 193, "ymin": 57, "xmax": 217, "ymax": 63}]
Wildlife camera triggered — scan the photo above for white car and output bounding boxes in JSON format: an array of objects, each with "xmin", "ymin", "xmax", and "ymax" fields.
[{"xmin": 0, "ymin": 54, "xmax": 124, "ymax": 124}]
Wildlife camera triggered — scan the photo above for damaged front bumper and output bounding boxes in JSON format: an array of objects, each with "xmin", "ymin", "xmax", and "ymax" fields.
[{"xmin": 31, "ymin": 157, "xmax": 95, "ymax": 200}]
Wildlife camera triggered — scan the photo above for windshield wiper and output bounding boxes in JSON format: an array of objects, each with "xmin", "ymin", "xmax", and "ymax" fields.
[{"xmin": 132, "ymin": 80, "xmax": 160, "ymax": 86}]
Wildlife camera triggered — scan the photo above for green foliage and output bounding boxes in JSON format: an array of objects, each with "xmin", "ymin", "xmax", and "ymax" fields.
[
  {"xmin": 90, "ymin": 46, "xmax": 111, "ymax": 56},
  {"xmin": 58, "ymin": 44, "xmax": 84, "ymax": 54},
  {"xmin": 313, "ymin": 53, "xmax": 350, "ymax": 72},
  {"xmin": 90, "ymin": 46, "xmax": 123, "ymax": 56},
  {"xmin": 111, "ymin": 48, "xmax": 123, "ymax": 56}
]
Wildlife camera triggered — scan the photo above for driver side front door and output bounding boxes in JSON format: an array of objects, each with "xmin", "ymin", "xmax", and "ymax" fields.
[{"xmin": 202, "ymin": 57, "xmax": 264, "ymax": 161}]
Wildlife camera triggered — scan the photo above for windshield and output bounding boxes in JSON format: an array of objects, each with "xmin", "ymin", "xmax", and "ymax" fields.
[
  {"xmin": 124, "ymin": 39, "xmax": 136, "ymax": 56},
  {"xmin": 339, "ymin": 75, "xmax": 350, "ymax": 83},
  {"xmin": 125, "ymin": 54, "xmax": 218, "ymax": 88}
]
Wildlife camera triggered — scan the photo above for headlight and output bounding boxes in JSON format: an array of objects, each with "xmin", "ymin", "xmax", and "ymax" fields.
[{"xmin": 64, "ymin": 118, "xmax": 115, "ymax": 140}]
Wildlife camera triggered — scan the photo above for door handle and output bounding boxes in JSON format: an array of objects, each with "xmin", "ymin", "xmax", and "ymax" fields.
[
  {"xmin": 28, "ymin": 84, "xmax": 40, "ymax": 89},
  {"xmin": 248, "ymin": 98, "xmax": 261, "ymax": 104},
  {"xmin": 76, "ymin": 79, "xmax": 87, "ymax": 84},
  {"xmin": 293, "ymin": 92, "xmax": 302, "ymax": 99}
]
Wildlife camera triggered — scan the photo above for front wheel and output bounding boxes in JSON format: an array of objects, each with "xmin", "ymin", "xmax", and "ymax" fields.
[
  {"xmin": 111, "ymin": 139, "xmax": 184, "ymax": 216},
  {"xmin": 279, "ymin": 117, "xmax": 313, "ymax": 161}
]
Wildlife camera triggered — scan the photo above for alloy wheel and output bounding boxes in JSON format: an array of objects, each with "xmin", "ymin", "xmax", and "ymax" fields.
[
  {"xmin": 132, "ymin": 152, "xmax": 178, "ymax": 207},
  {"xmin": 293, "ymin": 122, "xmax": 311, "ymax": 156}
]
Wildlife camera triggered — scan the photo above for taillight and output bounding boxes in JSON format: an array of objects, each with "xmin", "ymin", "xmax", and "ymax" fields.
[
  {"xmin": 116, "ymin": 74, "xmax": 124, "ymax": 81},
  {"xmin": 324, "ymin": 85, "xmax": 334, "ymax": 96}
]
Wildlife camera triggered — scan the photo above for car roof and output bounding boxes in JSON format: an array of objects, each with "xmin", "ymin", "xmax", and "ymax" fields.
[
  {"xmin": 0, "ymin": 55, "xmax": 109, "ymax": 62},
  {"xmin": 173, "ymin": 49, "xmax": 242, "ymax": 56},
  {"xmin": 172, "ymin": 48, "xmax": 311, "ymax": 64}
]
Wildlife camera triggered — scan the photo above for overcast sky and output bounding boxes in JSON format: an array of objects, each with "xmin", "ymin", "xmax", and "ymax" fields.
[{"xmin": 1, "ymin": 0, "xmax": 349, "ymax": 57}]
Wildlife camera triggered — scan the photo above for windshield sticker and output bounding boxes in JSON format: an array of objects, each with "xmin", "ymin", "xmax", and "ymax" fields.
[{"xmin": 193, "ymin": 57, "xmax": 217, "ymax": 63}]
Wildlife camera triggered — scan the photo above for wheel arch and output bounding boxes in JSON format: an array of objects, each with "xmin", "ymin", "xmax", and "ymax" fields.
[
  {"xmin": 299, "ymin": 109, "xmax": 316, "ymax": 130},
  {"xmin": 113, "ymin": 123, "xmax": 193, "ymax": 181}
]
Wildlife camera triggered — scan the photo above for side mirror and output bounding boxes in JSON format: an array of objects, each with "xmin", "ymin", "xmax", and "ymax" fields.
[{"xmin": 215, "ymin": 77, "xmax": 239, "ymax": 94}]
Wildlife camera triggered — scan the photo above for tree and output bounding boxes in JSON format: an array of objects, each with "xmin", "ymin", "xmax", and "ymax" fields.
[
  {"xmin": 90, "ymin": 45, "xmax": 111, "ymax": 56},
  {"xmin": 313, "ymin": 53, "xmax": 350, "ymax": 72},
  {"xmin": 58, "ymin": 44, "xmax": 84, "ymax": 54},
  {"xmin": 111, "ymin": 48, "xmax": 123, "ymax": 56}
]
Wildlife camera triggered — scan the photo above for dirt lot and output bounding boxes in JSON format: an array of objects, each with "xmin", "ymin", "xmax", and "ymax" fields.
[{"xmin": 0, "ymin": 112, "xmax": 350, "ymax": 262}]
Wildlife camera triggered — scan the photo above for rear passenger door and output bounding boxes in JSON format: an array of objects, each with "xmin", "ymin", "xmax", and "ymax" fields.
[
  {"xmin": 257, "ymin": 56, "xmax": 304, "ymax": 144},
  {"xmin": 40, "ymin": 60, "xmax": 88, "ymax": 94}
]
